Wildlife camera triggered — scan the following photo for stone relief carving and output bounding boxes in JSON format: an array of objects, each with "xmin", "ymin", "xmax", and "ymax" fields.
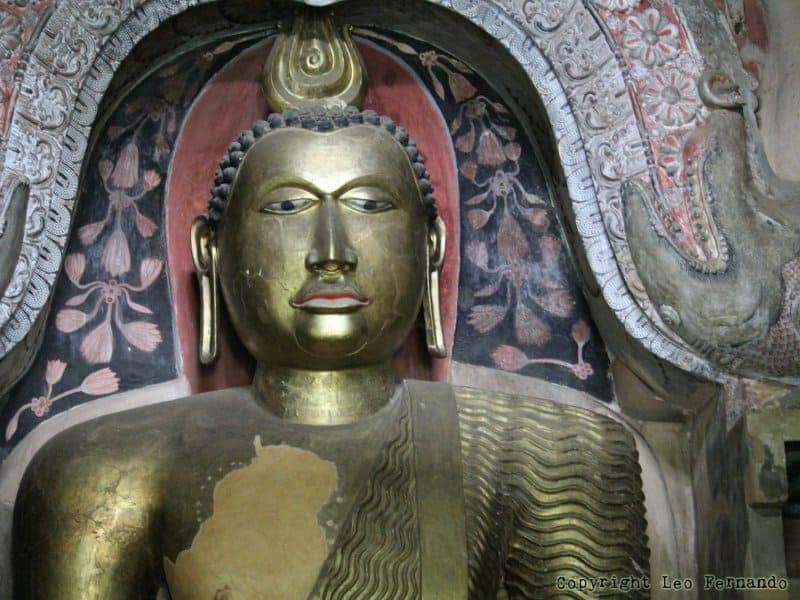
[{"xmin": 0, "ymin": 0, "xmax": 796, "ymax": 397}]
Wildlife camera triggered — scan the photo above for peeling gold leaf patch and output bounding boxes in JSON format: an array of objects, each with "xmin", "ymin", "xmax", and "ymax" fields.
[{"xmin": 165, "ymin": 439, "xmax": 337, "ymax": 599}]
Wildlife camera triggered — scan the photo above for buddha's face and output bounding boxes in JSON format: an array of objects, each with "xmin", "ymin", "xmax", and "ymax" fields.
[{"xmin": 215, "ymin": 126, "xmax": 430, "ymax": 369}]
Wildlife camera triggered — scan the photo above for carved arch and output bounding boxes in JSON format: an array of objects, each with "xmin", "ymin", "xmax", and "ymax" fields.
[{"xmin": 0, "ymin": 0, "xmax": 728, "ymax": 396}]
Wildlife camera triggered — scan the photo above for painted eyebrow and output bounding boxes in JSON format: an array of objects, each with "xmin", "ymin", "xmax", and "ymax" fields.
[
  {"xmin": 334, "ymin": 175, "xmax": 401, "ymax": 199},
  {"xmin": 256, "ymin": 174, "xmax": 404, "ymax": 199},
  {"xmin": 256, "ymin": 175, "xmax": 325, "ymax": 198}
]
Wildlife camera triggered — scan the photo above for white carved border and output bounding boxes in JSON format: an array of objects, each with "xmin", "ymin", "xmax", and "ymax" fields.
[{"xmin": 0, "ymin": 0, "xmax": 726, "ymax": 381}]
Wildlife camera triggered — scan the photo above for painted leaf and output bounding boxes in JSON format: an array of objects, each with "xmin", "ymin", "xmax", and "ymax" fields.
[
  {"xmin": 534, "ymin": 289, "xmax": 575, "ymax": 318},
  {"xmin": 521, "ymin": 207, "xmax": 549, "ymax": 227},
  {"xmin": 98, "ymin": 159, "xmax": 114, "ymax": 181},
  {"xmin": 430, "ymin": 70, "xmax": 445, "ymax": 100},
  {"xmin": 392, "ymin": 41, "xmax": 417, "ymax": 55},
  {"xmin": 455, "ymin": 125, "xmax": 476, "ymax": 153},
  {"xmin": 465, "ymin": 191, "xmax": 490, "ymax": 206},
  {"xmin": 135, "ymin": 212, "xmax": 158, "ymax": 237},
  {"xmin": 504, "ymin": 142, "xmax": 522, "ymax": 162},
  {"xmin": 64, "ymin": 253, "xmax": 85, "ymax": 285},
  {"xmin": 55, "ymin": 309, "xmax": 89, "ymax": 333},
  {"xmin": 490, "ymin": 100, "xmax": 509, "ymax": 113},
  {"xmin": 126, "ymin": 298, "xmax": 153, "ymax": 314},
  {"xmin": 467, "ymin": 304, "xmax": 509, "ymax": 333},
  {"xmin": 497, "ymin": 214, "xmax": 530, "ymax": 260},
  {"xmin": 5, "ymin": 404, "xmax": 30, "ymax": 442},
  {"xmin": 448, "ymin": 72, "xmax": 477, "ymax": 103},
  {"xmin": 213, "ymin": 41, "xmax": 236, "ymax": 55},
  {"xmin": 119, "ymin": 320, "xmax": 162, "ymax": 352},
  {"xmin": 523, "ymin": 190, "xmax": 545, "ymax": 205},
  {"xmin": 80, "ymin": 368, "xmax": 120, "ymax": 395},
  {"xmin": 444, "ymin": 56, "xmax": 472, "ymax": 74},
  {"xmin": 106, "ymin": 126, "xmax": 126, "ymax": 141},
  {"xmin": 465, "ymin": 241, "xmax": 488, "ymax": 270},
  {"xmin": 102, "ymin": 229, "xmax": 131, "ymax": 276},
  {"xmin": 78, "ymin": 220, "xmax": 106, "ymax": 246},
  {"xmin": 494, "ymin": 125, "xmax": 517, "ymax": 141},
  {"xmin": 80, "ymin": 319, "xmax": 114, "ymax": 364},
  {"xmin": 139, "ymin": 258, "xmax": 163, "ymax": 288},
  {"xmin": 477, "ymin": 130, "xmax": 506, "ymax": 166},
  {"xmin": 143, "ymin": 169, "xmax": 162, "ymax": 191},
  {"xmin": 474, "ymin": 278, "xmax": 503, "ymax": 298},
  {"xmin": 491, "ymin": 345, "xmax": 529, "ymax": 371},
  {"xmin": 467, "ymin": 209, "xmax": 491, "ymax": 230},
  {"xmin": 514, "ymin": 304, "xmax": 550, "ymax": 347},
  {"xmin": 65, "ymin": 287, "xmax": 100, "ymax": 307},
  {"xmin": 450, "ymin": 109, "xmax": 463, "ymax": 135},
  {"xmin": 539, "ymin": 235, "xmax": 561, "ymax": 265},
  {"xmin": 459, "ymin": 159, "xmax": 478, "ymax": 181}
]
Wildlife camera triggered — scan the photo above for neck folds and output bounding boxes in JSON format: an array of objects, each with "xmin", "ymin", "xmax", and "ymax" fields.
[{"xmin": 252, "ymin": 363, "xmax": 397, "ymax": 425}]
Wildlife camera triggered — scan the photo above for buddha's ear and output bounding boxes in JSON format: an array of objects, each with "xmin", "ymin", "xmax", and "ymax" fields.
[
  {"xmin": 423, "ymin": 215, "xmax": 447, "ymax": 358},
  {"xmin": 191, "ymin": 216, "xmax": 219, "ymax": 365}
]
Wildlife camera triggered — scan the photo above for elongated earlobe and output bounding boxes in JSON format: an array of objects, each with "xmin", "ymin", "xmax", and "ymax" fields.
[
  {"xmin": 191, "ymin": 216, "xmax": 219, "ymax": 365},
  {"xmin": 423, "ymin": 216, "xmax": 447, "ymax": 358}
]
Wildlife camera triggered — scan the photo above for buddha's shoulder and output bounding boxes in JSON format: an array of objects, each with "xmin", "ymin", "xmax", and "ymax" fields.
[
  {"xmin": 18, "ymin": 386, "xmax": 257, "ymax": 491},
  {"xmin": 446, "ymin": 383, "xmax": 638, "ymax": 451}
]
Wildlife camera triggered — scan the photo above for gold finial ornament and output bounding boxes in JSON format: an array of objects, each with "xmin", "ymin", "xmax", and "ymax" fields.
[{"xmin": 263, "ymin": 10, "xmax": 368, "ymax": 111}]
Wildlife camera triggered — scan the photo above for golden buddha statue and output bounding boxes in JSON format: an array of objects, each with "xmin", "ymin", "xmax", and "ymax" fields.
[{"xmin": 12, "ymin": 13, "xmax": 649, "ymax": 599}]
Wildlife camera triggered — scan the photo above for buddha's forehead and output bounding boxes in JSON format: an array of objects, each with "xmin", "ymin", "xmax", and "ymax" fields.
[{"xmin": 235, "ymin": 125, "xmax": 419, "ymax": 198}]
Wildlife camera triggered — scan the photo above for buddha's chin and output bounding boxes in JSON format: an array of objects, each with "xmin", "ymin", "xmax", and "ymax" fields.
[{"xmin": 293, "ymin": 311, "xmax": 369, "ymax": 358}]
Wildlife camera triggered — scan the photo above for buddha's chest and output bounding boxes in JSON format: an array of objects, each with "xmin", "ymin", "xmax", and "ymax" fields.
[
  {"xmin": 163, "ymin": 442, "xmax": 349, "ymax": 600},
  {"xmin": 158, "ymin": 383, "xmax": 468, "ymax": 599}
]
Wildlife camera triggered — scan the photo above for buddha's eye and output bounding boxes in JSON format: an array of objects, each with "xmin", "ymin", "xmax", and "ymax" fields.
[
  {"xmin": 261, "ymin": 198, "xmax": 315, "ymax": 214},
  {"xmin": 343, "ymin": 197, "xmax": 394, "ymax": 213}
]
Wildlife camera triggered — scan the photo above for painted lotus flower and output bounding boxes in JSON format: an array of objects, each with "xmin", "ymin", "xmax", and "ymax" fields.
[
  {"xmin": 419, "ymin": 50, "xmax": 477, "ymax": 103},
  {"xmin": 451, "ymin": 96, "xmax": 519, "ymax": 167},
  {"xmin": 642, "ymin": 68, "xmax": 701, "ymax": 126},
  {"xmin": 77, "ymin": 152, "xmax": 162, "ymax": 276},
  {"xmin": 489, "ymin": 318, "xmax": 595, "ymax": 379},
  {"xmin": 56, "ymin": 254, "xmax": 163, "ymax": 363},
  {"xmin": 6, "ymin": 363, "xmax": 120, "ymax": 441},
  {"xmin": 622, "ymin": 8, "xmax": 680, "ymax": 67}
]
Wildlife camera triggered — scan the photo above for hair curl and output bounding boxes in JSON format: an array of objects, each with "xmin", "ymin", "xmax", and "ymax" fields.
[{"xmin": 207, "ymin": 106, "xmax": 438, "ymax": 222}]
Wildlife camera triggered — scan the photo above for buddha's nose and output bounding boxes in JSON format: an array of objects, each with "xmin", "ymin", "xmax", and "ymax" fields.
[{"xmin": 306, "ymin": 197, "xmax": 358, "ymax": 273}]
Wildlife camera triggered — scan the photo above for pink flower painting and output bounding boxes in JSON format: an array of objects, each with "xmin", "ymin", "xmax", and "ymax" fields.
[
  {"xmin": 489, "ymin": 319, "xmax": 595, "ymax": 380},
  {"xmin": 56, "ymin": 254, "xmax": 163, "ymax": 363},
  {"xmin": 5, "ymin": 361, "xmax": 120, "ymax": 441},
  {"xmin": 78, "ymin": 154, "xmax": 162, "ymax": 277},
  {"xmin": 419, "ymin": 50, "xmax": 477, "ymax": 102},
  {"xmin": 450, "ymin": 97, "xmax": 517, "ymax": 166}
]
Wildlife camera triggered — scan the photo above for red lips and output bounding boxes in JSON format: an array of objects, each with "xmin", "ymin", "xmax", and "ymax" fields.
[{"xmin": 291, "ymin": 280, "xmax": 370, "ymax": 311}]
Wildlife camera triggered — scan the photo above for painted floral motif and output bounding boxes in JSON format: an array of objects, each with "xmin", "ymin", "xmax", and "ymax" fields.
[
  {"xmin": 0, "ymin": 10, "xmax": 22, "ymax": 60},
  {"xmin": 592, "ymin": 0, "xmax": 641, "ymax": 11},
  {"xmin": 622, "ymin": 8, "xmax": 680, "ymax": 67},
  {"xmin": 451, "ymin": 97, "xmax": 520, "ymax": 167},
  {"xmin": 642, "ymin": 68, "xmax": 701, "ymax": 126},
  {"xmin": 78, "ymin": 158, "xmax": 161, "ymax": 276},
  {"xmin": 355, "ymin": 29, "xmax": 478, "ymax": 104},
  {"xmin": 55, "ymin": 254, "xmax": 163, "ymax": 363},
  {"xmin": 5, "ymin": 360, "xmax": 119, "ymax": 441},
  {"xmin": 419, "ymin": 50, "xmax": 476, "ymax": 103},
  {"xmin": 2, "ymin": 39, "xmax": 251, "ymax": 447},
  {"xmin": 491, "ymin": 320, "xmax": 594, "ymax": 379}
]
